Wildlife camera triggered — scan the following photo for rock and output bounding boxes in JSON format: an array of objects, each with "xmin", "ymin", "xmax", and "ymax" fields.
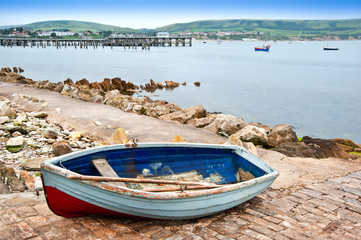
[
  {"xmin": 7, "ymin": 126, "xmax": 29, "ymax": 135},
  {"xmin": 267, "ymin": 124, "xmax": 298, "ymax": 147},
  {"xmin": 64, "ymin": 78, "xmax": 75, "ymax": 86},
  {"xmin": 194, "ymin": 81, "xmax": 201, "ymax": 86},
  {"xmin": 90, "ymin": 82, "xmax": 102, "ymax": 90},
  {"xmin": 13, "ymin": 67, "xmax": 18, "ymax": 73},
  {"xmin": 150, "ymin": 79, "xmax": 157, "ymax": 87},
  {"xmin": 19, "ymin": 67, "xmax": 24, "ymax": 73},
  {"xmin": 274, "ymin": 142, "xmax": 328, "ymax": 158},
  {"xmin": 5, "ymin": 136, "xmax": 26, "ymax": 152},
  {"xmin": 44, "ymin": 82, "xmax": 56, "ymax": 91},
  {"xmin": 110, "ymin": 128, "xmax": 128, "ymax": 144},
  {"xmin": 235, "ymin": 125, "xmax": 268, "ymax": 146},
  {"xmin": 101, "ymin": 78, "xmax": 111, "ymax": 92},
  {"xmin": 11, "ymin": 131, "xmax": 23, "ymax": 137},
  {"xmin": 44, "ymin": 129, "xmax": 58, "ymax": 139},
  {"xmin": 165, "ymin": 80, "xmax": 180, "ymax": 88},
  {"xmin": 224, "ymin": 134, "xmax": 258, "ymax": 156},
  {"xmin": 69, "ymin": 132, "xmax": 82, "ymax": 142},
  {"xmin": 52, "ymin": 140, "xmax": 72, "ymax": 156},
  {"xmin": 54, "ymin": 82, "xmax": 64, "ymax": 92},
  {"xmin": 20, "ymin": 171, "xmax": 35, "ymax": 191},
  {"xmin": 21, "ymin": 157, "xmax": 45, "ymax": 171},
  {"xmin": 249, "ymin": 122, "xmax": 271, "ymax": 133},
  {"xmin": 204, "ymin": 114, "xmax": 247, "ymax": 136},
  {"xmin": 30, "ymin": 112, "xmax": 48, "ymax": 118},
  {"xmin": 0, "ymin": 167, "xmax": 25, "ymax": 192},
  {"xmin": 243, "ymin": 142, "xmax": 258, "ymax": 156},
  {"xmin": 159, "ymin": 105, "xmax": 207, "ymax": 124},
  {"xmin": 94, "ymin": 121, "xmax": 102, "ymax": 126},
  {"xmin": 157, "ymin": 82, "xmax": 164, "ymax": 89},
  {"xmin": 172, "ymin": 135, "xmax": 187, "ymax": 143},
  {"xmin": 224, "ymin": 134, "xmax": 244, "ymax": 147},
  {"xmin": 0, "ymin": 106, "xmax": 18, "ymax": 118},
  {"xmin": 187, "ymin": 116, "xmax": 215, "ymax": 128},
  {"xmin": 0, "ymin": 180, "xmax": 10, "ymax": 194},
  {"xmin": 330, "ymin": 138, "xmax": 360, "ymax": 152},
  {"xmin": 111, "ymin": 77, "xmax": 124, "ymax": 92},
  {"xmin": 182, "ymin": 82, "xmax": 187, "ymax": 86},
  {"xmin": 76, "ymin": 78, "xmax": 90, "ymax": 88},
  {"xmin": 301, "ymin": 136, "xmax": 350, "ymax": 159},
  {"xmin": 0, "ymin": 116, "xmax": 10, "ymax": 124}
]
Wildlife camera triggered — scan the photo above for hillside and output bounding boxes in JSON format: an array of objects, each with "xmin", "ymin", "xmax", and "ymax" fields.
[
  {"xmin": 157, "ymin": 18, "xmax": 361, "ymax": 39},
  {"xmin": 12, "ymin": 20, "xmax": 138, "ymax": 33}
]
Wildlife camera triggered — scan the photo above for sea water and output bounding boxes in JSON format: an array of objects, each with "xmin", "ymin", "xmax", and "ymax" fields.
[{"xmin": 1, "ymin": 40, "xmax": 360, "ymax": 143}]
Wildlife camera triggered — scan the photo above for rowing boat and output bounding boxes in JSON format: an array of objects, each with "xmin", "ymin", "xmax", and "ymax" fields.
[{"xmin": 41, "ymin": 143, "xmax": 278, "ymax": 219}]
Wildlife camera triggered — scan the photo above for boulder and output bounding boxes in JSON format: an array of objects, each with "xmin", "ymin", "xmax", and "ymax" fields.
[
  {"xmin": 64, "ymin": 78, "xmax": 75, "ymax": 86},
  {"xmin": 76, "ymin": 78, "xmax": 90, "ymax": 88},
  {"xmin": 159, "ymin": 105, "xmax": 207, "ymax": 124},
  {"xmin": 90, "ymin": 82, "xmax": 102, "ymax": 90},
  {"xmin": 235, "ymin": 125, "xmax": 268, "ymax": 146},
  {"xmin": 157, "ymin": 82, "xmax": 164, "ymax": 89},
  {"xmin": 274, "ymin": 142, "xmax": 328, "ymax": 158},
  {"xmin": 267, "ymin": 124, "xmax": 298, "ymax": 147},
  {"xmin": 101, "ymin": 78, "xmax": 111, "ymax": 92},
  {"xmin": 330, "ymin": 138, "xmax": 360, "ymax": 152},
  {"xmin": 69, "ymin": 132, "xmax": 82, "ymax": 142},
  {"xmin": 249, "ymin": 122, "xmax": 271, "ymax": 133},
  {"xmin": 194, "ymin": 81, "xmax": 201, "ymax": 86},
  {"xmin": 13, "ymin": 67, "xmax": 18, "ymax": 73},
  {"xmin": 1, "ymin": 106, "xmax": 18, "ymax": 118},
  {"xmin": 54, "ymin": 82, "xmax": 64, "ymax": 92},
  {"xmin": 301, "ymin": 136, "xmax": 350, "ymax": 159},
  {"xmin": 187, "ymin": 116, "xmax": 215, "ymax": 128},
  {"xmin": 52, "ymin": 140, "xmax": 72, "ymax": 156},
  {"xmin": 19, "ymin": 67, "xmax": 24, "ymax": 73},
  {"xmin": 223, "ymin": 134, "xmax": 257, "ymax": 156},
  {"xmin": 43, "ymin": 81, "xmax": 56, "ymax": 91},
  {"xmin": 111, "ymin": 77, "xmax": 124, "ymax": 92},
  {"xmin": 204, "ymin": 114, "xmax": 247, "ymax": 136}
]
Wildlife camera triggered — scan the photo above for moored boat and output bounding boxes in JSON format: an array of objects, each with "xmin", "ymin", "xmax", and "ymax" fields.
[
  {"xmin": 41, "ymin": 143, "xmax": 278, "ymax": 220},
  {"xmin": 255, "ymin": 43, "xmax": 271, "ymax": 51},
  {"xmin": 323, "ymin": 47, "xmax": 339, "ymax": 51}
]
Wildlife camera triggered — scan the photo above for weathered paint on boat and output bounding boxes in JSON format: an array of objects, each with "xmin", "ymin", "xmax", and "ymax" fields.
[{"xmin": 41, "ymin": 143, "xmax": 278, "ymax": 220}]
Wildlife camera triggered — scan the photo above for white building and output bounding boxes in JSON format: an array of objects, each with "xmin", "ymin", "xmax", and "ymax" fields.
[
  {"xmin": 38, "ymin": 31, "xmax": 75, "ymax": 37},
  {"xmin": 157, "ymin": 32, "xmax": 170, "ymax": 38}
]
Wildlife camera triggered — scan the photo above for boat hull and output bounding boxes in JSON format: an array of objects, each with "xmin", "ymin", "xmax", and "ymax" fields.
[
  {"xmin": 323, "ymin": 47, "xmax": 339, "ymax": 50},
  {"xmin": 255, "ymin": 48, "xmax": 269, "ymax": 52},
  {"xmin": 41, "ymin": 143, "xmax": 278, "ymax": 219}
]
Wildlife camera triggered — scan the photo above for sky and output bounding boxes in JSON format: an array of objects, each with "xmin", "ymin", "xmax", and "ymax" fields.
[{"xmin": 1, "ymin": 0, "xmax": 361, "ymax": 29}]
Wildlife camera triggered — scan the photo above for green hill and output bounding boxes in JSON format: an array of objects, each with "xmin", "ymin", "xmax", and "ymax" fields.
[
  {"xmin": 19, "ymin": 20, "xmax": 138, "ymax": 33},
  {"xmin": 156, "ymin": 18, "xmax": 361, "ymax": 39}
]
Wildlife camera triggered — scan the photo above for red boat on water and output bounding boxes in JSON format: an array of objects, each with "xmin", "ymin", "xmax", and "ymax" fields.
[{"xmin": 255, "ymin": 43, "xmax": 271, "ymax": 52}]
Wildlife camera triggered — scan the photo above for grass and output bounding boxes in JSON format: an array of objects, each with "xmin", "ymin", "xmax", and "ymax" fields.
[{"xmin": 349, "ymin": 152, "xmax": 361, "ymax": 156}]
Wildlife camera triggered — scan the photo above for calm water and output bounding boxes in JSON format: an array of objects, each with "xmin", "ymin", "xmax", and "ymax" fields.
[{"xmin": 1, "ymin": 40, "xmax": 361, "ymax": 143}]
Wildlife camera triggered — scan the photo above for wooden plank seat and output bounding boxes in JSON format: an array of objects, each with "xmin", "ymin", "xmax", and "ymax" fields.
[{"xmin": 91, "ymin": 158, "xmax": 127, "ymax": 188}]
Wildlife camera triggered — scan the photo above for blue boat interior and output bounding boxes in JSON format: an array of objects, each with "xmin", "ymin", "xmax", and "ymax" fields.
[{"xmin": 56, "ymin": 147, "xmax": 267, "ymax": 184}]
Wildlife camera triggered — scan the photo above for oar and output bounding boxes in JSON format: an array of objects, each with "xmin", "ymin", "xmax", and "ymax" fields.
[{"xmin": 67, "ymin": 175, "xmax": 223, "ymax": 188}]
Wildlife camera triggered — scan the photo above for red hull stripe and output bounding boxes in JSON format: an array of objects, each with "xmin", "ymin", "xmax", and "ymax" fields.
[{"xmin": 44, "ymin": 186, "xmax": 142, "ymax": 218}]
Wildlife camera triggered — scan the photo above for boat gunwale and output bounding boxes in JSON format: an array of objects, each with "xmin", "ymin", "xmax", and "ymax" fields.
[{"xmin": 41, "ymin": 143, "xmax": 279, "ymax": 199}]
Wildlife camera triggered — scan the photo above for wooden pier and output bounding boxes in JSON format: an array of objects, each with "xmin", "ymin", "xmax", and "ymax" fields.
[{"xmin": 0, "ymin": 37, "xmax": 192, "ymax": 49}]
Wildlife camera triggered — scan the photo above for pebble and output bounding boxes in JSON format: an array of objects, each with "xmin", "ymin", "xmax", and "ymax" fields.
[{"xmin": 0, "ymin": 99, "xmax": 100, "ymax": 193}]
